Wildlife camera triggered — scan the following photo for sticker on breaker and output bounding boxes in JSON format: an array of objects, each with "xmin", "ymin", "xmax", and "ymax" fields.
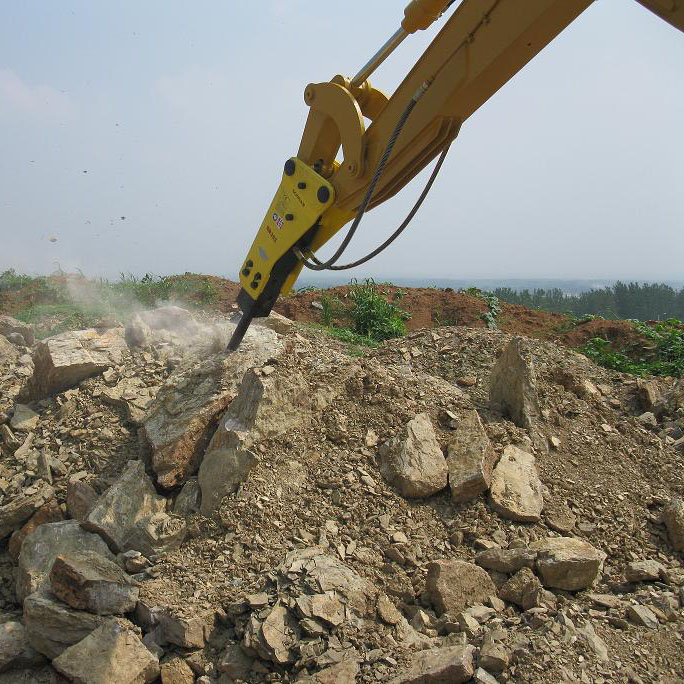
[{"xmin": 272, "ymin": 212, "xmax": 284, "ymax": 230}]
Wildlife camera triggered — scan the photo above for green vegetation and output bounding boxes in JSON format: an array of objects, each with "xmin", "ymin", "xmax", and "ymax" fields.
[
  {"xmin": 580, "ymin": 318, "xmax": 684, "ymax": 377},
  {"xmin": 347, "ymin": 279, "xmax": 409, "ymax": 341},
  {"xmin": 462, "ymin": 287, "xmax": 501, "ymax": 329},
  {"xmin": 312, "ymin": 278, "xmax": 409, "ymax": 349},
  {"xmin": 494, "ymin": 281, "xmax": 684, "ymax": 320},
  {"xmin": 1, "ymin": 270, "xmax": 217, "ymax": 338}
]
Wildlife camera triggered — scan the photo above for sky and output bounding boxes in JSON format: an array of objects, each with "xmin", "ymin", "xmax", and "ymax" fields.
[{"xmin": 1, "ymin": 1, "xmax": 682, "ymax": 284}]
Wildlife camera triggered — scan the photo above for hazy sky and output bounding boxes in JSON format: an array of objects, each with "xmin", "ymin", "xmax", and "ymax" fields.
[{"xmin": 1, "ymin": 1, "xmax": 682, "ymax": 283}]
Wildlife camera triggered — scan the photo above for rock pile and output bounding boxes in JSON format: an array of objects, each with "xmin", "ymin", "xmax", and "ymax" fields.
[{"xmin": 0, "ymin": 306, "xmax": 682, "ymax": 682}]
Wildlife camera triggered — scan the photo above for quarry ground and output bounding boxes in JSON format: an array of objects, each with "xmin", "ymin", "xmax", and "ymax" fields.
[{"xmin": 0, "ymin": 275, "xmax": 683, "ymax": 684}]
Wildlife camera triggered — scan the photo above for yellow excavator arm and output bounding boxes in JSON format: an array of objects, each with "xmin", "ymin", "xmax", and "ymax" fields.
[{"xmin": 228, "ymin": 0, "xmax": 683, "ymax": 350}]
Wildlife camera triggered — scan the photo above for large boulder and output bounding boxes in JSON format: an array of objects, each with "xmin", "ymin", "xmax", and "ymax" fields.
[
  {"xmin": 52, "ymin": 619, "xmax": 160, "ymax": 684},
  {"xmin": 489, "ymin": 337, "xmax": 540, "ymax": 429},
  {"xmin": 0, "ymin": 480, "xmax": 55, "ymax": 540},
  {"xmin": 389, "ymin": 645, "xmax": 476, "ymax": 684},
  {"xmin": 446, "ymin": 410, "xmax": 496, "ymax": 502},
  {"xmin": 378, "ymin": 413, "xmax": 448, "ymax": 498},
  {"xmin": 143, "ymin": 333, "xmax": 282, "ymax": 489},
  {"xmin": 425, "ymin": 560, "xmax": 497, "ymax": 616},
  {"xmin": 20, "ymin": 328, "xmax": 127, "ymax": 400},
  {"xmin": 0, "ymin": 315, "xmax": 34, "ymax": 346},
  {"xmin": 17, "ymin": 520, "xmax": 115, "ymax": 602},
  {"xmin": 82, "ymin": 460, "xmax": 185, "ymax": 556},
  {"xmin": 23, "ymin": 587, "xmax": 106, "ymax": 659},
  {"xmin": 662, "ymin": 499, "xmax": 684, "ymax": 551},
  {"xmin": 489, "ymin": 445, "xmax": 543, "ymax": 522},
  {"xmin": 49, "ymin": 551, "xmax": 139, "ymax": 615},
  {"xmin": 531, "ymin": 537, "xmax": 606, "ymax": 591},
  {"xmin": 198, "ymin": 365, "xmax": 313, "ymax": 516}
]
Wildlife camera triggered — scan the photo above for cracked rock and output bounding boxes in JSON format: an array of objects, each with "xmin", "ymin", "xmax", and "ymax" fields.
[
  {"xmin": 379, "ymin": 413, "xmax": 448, "ymax": 498},
  {"xmin": 531, "ymin": 537, "xmax": 606, "ymax": 591},
  {"xmin": 426, "ymin": 560, "xmax": 497, "ymax": 616},
  {"xmin": 446, "ymin": 410, "xmax": 496, "ymax": 503},
  {"xmin": 50, "ymin": 550, "xmax": 139, "ymax": 615},
  {"xmin": 489, "ymin": 445, "xmax": 543, "ymax": 522}
]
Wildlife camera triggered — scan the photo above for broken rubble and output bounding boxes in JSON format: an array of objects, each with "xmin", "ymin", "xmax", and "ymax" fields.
[
  {"xmin": 531, "ymin": 536, "xmax": 606, "ymax": 591},
  {"xmin": 489, "ymin": 445, "xmax": 543, "ymax": 522},
  {"xmin": 0, "ymin": 480, "xmax": 55, "ymax": 540},
  {"xmin": 389, "ymin": 645, "xmax": 476, "ymax": 684},
  {"xmin": 66, "ymin": 478, "xmax": 99, "ymax": 521},
  {"xmin": 475, "ymin": 547, "xmax": 537, "ymax": 574},
  {"xmin": 0, "ymin": 315, "xmax": 34, "ymax": 346},
  {"xmin": 52, "ymin": 619, "xmax": 160, "ymax": 684},
  {"xmin": 50, "ymin": 551, "xmax": 139, "ymax": 615},
  {"xmin": 446, "ymin": 409, "xmax": 496, "ymax": 503},
  {"xmin": 0, "ymin": 621, "xmax": 44, "ymax": 672},
  {"xmin": 498, "ymin": 567, "xmax": 542, "ymax": 609},
  {"xmin": 23, "ymin": 587, "xmax": 107, "ymax": 659},
  {"xmin": 160, "ymin": 655, "xmax": 196, "ymax": 684},
  {"xmin": 625, "ymin": 559, "xmax": 665, "ymax": 583},
  {"xmin": 425, "ymin": 560, "xmax": 497, "ymax": 616},
  {"xmin": 20, "ymin": 327, "xmax": 127, "ymax": 400},
  {"xmin": 17, "ymin": 519, "xmax": 115, "ymax": 602},
  {"xmin": 8, "ymin": 497, "xmax": 64, "ymax": 561},
  {"xmin": 9, "ymin": 403, "xmax": 39, "ymax": 431},
  {"xmin": 489, "ymin": 336, "xmax": 540, "ymax": 429},
  {"xmin": 159, "ymin": 610, "xmax": 209, "ymax": 649},
  {"xmin": 379, "ymin": 413, "xmax": 448, "ymax": 498},
  {"xmin": 82, "ymin": 460, "xmax": 185, "ymax": 556},
  {"xmin": 662, "ymin": 498, "xmax": 684, "ymax": 551}
]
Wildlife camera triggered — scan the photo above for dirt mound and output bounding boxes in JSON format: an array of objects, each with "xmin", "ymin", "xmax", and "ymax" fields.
[{"xmin": 1, "ymin": 306, "xmax": 683, "ymax": 682}]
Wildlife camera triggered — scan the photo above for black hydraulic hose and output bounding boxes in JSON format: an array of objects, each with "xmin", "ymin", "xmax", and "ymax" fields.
[
  {"xmin": 306, "ymin": 143, "xmax": 450, "ymax": 271},
  {"xmin": 298, "ymin": 94, "xmax": 419, "ymax": 271}
]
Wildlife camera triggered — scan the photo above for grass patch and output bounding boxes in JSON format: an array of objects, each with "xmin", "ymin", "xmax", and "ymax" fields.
[
  {"xmin": 347, "ymin": 278, "xmax": 409, "ymax": 341},
  {"xmin": 580, "ymin": 318, "xmax": 684, "ymax": 377}
]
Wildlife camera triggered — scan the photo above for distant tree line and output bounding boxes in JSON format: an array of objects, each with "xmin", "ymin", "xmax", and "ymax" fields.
[{"xmin": 493, "ymin": 282, "xmax": 684, "ymax": 321}]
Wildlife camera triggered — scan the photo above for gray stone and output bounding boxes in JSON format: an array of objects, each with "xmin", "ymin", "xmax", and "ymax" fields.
[
  {"xmin": 426, "ymin": 560, "xmax": 497, "ymax": 616},
  {"xmin": 577, "ymin": 622, "xmax": 609, "ymax": 661},
  {"xmin": 218, "ymin": 644, "xmax": 254, "ymax": 679},
  {"xmin": 475, "ymin": 547, "xmax": 537, "ymax": 574},
  {"xmin": 198, "ymin": 442, "xmax": 257, "ymax": 517},
  {"xmin": 17, "ymin": 520, "xmax": 115, "ymax": 602},
  {"xmin": 23, "ymin": 587, "xmax": 106, "ymax": 659},
  {"xmin": 379, "ymin": 413, "xmax": 448, "ymax": 498},
  {"xmin": 627, "ymin": 604, "xmax": 659, "ymax": 629},
  {"xmin": 473, "ymin": 667, "xmax": 499, "ymax": 684},
  {"xmin": 0, "ymin": 315, "xmax": 34, "ymax": 346},
  {"xmin": 489, "ymin": 445, "xmax": 543, "ymax": 522},
  {"xmin": 531, "ymin": 537, "xmax": 606, "ymax": 591},
  {"xmin": 160, "ymin": 655, "xmax": 195, "ymax": 684},
  {"xmin": 625, "ymin": 559, "xmax": 665, "ymax": 583},
  {"xmin": 82, "ymin": 460, "xmax": 181, "ymax": 555},
  {"xmin": 498, "ymin": 567, "xmax": 542, "ymax": 609},
  {"xmin": 172, "ymin": 478, "xmax": 201, "ymax": 517},
  {"xmin": 446, "ymin": 410, "xmax": 496, "ymax": 503},
  {"xmin": 66, "ymin": 479, "xmax": 99, "ymax": 521},
  {"xmin": 0, "ymin": 621, "xmax": 44, "ymax": 672},
  {"xmin": 0, "ymin": 480, "xmax": 55, "ymax": 540},
  {"xmin": 305, "ymin": 659, "xmax": 360, "ymax": 683},
  {"xmin": 49, "ymin": 551, "xmax": 139, "ymax": 615},
  {"xmin": 159, "ymin": 611, "xmax": 209, "ymax": 649},
  {"xmin": 9, "ymin": 404, "xmax": 39, "ymax": 432},
  {"xmin": 388, "ymin": 645, "xmax": 476, "ymax": 683},
  {"xmin": 52, "ymin": 619, "xmax": 160, "ymax": 683},
  {"xmin": 489, "ymin": 337, "xmax": 540, "ymax": 429},
  {"xmin": 479, "ymin": 642, "xmax": 509, "ymax": 672},
  {"xmin": 20, "ymin": 328, "xmax": 127, "ymax": 400},
  {"xmin": 8, "ymin": 498, "xmax": 64, "ymax": 561},
  {"xmin": 662, "ymin": 498, "xmax": 684, "ymax": 552}
]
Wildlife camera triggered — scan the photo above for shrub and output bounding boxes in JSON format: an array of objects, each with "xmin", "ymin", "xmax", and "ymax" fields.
[{"xmin": 347, "ymin": 279, "xmax": 409, "ymax": 341}]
